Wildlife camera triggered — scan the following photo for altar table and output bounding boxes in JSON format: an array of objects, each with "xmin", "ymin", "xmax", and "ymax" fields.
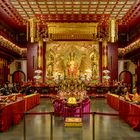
[
  {"xmin": 24, "ymin": 93, "xmax": 40, "ymax": 111},
  {"xmin": 107, "ymin": 93, "xmax": 140, "ymax": 131},
  {"xmin": 106, "ymin": 94, "xmax": 119, "ymax": 111},
  {"xmin": 0, "ymin": 93, "xmax": 40, "ymax": 132},
  {"xmin": 0, "ymin": 98, "xmax": 25, "ymax": 132},
  {"xmin": 53, "ymin": 98, "xmax": 90, "ymax": 117}
]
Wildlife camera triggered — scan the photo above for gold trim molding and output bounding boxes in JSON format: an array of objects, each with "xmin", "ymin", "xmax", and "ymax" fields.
[
  {"xmin": 118, "ymin": 38, "xmax": 140, "ymax": 56},
  {"xmin": 0, "ymin": 35, "xmax": 27, "ymax": 56}
]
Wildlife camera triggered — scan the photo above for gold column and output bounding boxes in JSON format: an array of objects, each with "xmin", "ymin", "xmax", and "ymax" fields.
[
  {"xmin": 8, "ymin": 64, "xmax": 10, "ymax": 82},
  {"xmin": 108, "ymin": 18, "xmax": 117, "ymax": 43},
  {"xmin": 29, "ymin": 18, "xmax": 36, "ymax": 43},
  {"xmin": 26, "ymin": 21, "xmax": 29, "ymax": 41},
  {"xmin": 102, "ymin": 40, "xmax": 108, "ymax": 69},
  {"xmin": 37, "ymin": 38, "xmax": 43, "ymax": 69}
]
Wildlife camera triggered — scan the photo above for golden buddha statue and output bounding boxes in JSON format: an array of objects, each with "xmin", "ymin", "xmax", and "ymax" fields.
[
  {"xmin": 66, "ymin": 51, "xmax": 78, "ymax": 78},
  {"xmin": 47, "ymin": 53, "xmax": 54, "ymax": 77},
  {"xmin": 132, "ymin": 88, "xmax": 140, "ymax": 102}
]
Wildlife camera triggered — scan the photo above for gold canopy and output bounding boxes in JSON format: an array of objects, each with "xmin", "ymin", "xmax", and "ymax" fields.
[{"xmin": 47, "ymin": 22, "xmax": 98, "ymax": 40}]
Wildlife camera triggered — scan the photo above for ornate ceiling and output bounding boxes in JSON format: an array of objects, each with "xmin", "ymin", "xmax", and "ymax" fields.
[
  {"xmin": 0, "ymin": 0, "xmax": 139, "ymax": 28},
  {"xmin": 0, "ymin": 0, "xmax": 140, "ymax": 58}
]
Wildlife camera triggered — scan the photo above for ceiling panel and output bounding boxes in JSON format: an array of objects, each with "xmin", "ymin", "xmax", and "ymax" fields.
[
  {"xmin": 8, "ymin": 0, "xmax": 138, "ymax": 25},
  {"xmin": 0, "ymin": 0, "xmax": 138, "ymax": 32}
]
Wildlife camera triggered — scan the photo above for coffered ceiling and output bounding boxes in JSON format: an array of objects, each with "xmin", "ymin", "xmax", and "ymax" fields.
[{"xmin": 0, "ymin": 0, "xmax": 139, "ymax": 29}]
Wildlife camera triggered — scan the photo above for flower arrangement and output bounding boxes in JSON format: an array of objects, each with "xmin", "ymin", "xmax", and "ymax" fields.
[{"xmin": 34, "ymin": 69, "xmax": 42, "ymax": 84}]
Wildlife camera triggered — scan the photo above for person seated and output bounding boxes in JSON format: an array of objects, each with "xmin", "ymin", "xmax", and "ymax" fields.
[
  {"xmin": 4, "ymin": 83, "xmax": 11, "ymax": 95},
  {"xmin": 132, "ymin": 88, "xmax": 140, "ymax": 102},
  {"xmin": 116, "ymin": 82, "xmax": 124, "ymax": 96},
  {"xmin": 0, "ymin": 84, "xmax": 6, "ymax": 96},
  {"xmin": 11, "ymin": 83, "xmax": 18, "ymax": 93},
  {"xmin": 123, "ymin": 87, "xmax": 132, "ymax": 102},
  {"xmin": 25, "ymin": 85, "xmax": 36, "ymax": 95}
]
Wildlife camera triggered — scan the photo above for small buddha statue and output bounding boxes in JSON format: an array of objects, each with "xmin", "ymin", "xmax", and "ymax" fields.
[
  {"xmin": 132, "ymin": 88, "xmax": 140, "ymax": 102},
  {"xmin": 123, "ymin": 87, "xmax": 132, "ymax": 102}
]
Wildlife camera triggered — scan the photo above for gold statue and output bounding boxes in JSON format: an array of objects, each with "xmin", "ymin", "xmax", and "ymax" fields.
[
  {"xmin": 66, "ymin": 51, "xmax": 78, "ymax": 78},
  {"xmin": 90, "ymin": 52, "xmax": 98, "ymax": 77},
  {"xmin": 47, "ymin": 53, "xmax": 54, "ymax": 76}
]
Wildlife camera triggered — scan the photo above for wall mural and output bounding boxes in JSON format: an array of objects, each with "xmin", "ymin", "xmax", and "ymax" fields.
[{"xmin": 46, "ymin": 41, "xmax": 99, "ymax": 82}]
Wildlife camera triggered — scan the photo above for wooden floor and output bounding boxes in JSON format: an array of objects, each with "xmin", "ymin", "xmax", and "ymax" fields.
[{"xmin": 0, "ymin": 98, "xmax": 140, "ymax": 140}]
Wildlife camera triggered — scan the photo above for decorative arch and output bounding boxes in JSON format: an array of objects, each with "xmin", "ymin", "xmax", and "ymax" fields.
[
  {"xmin": 12, "ymin": 70, "xmax": 26, "ymax": 84},
  {"xmin": 119, "ymin": 70, "xmax": 133, "ymax": 93}
]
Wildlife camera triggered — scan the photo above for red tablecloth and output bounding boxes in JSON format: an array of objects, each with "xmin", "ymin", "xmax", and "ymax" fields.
[
  {"xmin": 24, "ymin": 93, "xmax": 40, "ymax": 111},
  {"xmin": 0, "ymin": 98, "xmax": 25, "ymax": 132},
  {"xmin": 119, "ymin": 99, "xmax": 131, "ymax": 123},
  {"xmin": 107, "ymin": 94, "xmax": 119, "ymax": 111},
  {"xmin": 0, "ymin": 93, "xmax": 40, "ymax": 132},
  {"xmin": 107, "ymin": 93, "xmax": 140, "ymax": 131}
]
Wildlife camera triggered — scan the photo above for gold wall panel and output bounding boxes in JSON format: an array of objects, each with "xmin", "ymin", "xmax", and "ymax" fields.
[{"xmin": 45, "ymin": 41, "xmax": 99, "ymax": 81}]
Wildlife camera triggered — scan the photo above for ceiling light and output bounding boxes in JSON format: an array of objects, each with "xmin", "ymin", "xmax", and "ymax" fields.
[
  {"xmin": 90, "ymin": 5, "xmax": 97, "ymax": 8},
  {"xmin": 42, "ymin": 11, "xmax": 49, "ymax": 14},
  {"xmin": 56, "ymin": 5, "xmax": 63, "ymax": 8},
  {"xmin": 29, "ymin": 2, "xmax": 36, "ymax": 4},
  {"xmin": 22, "ymin": 6, "xmax": 30, "ymax": 8},
  {"xmin": 39, "ymin": 5, "xmax": 47, "ymax": 8},
  {"xmin": 35, "ymin": 12, "xmax": 41, "ymax": 14},
  {"xmin": 114, "ymin": 8, "xmax": 121, "ymax": 11},
  {"xmin": 57, "ymin": 9, "xmax": 63, "ymax": 11},
  {"xmin": 11, "ymin": 1, "xmax": 19, "ymax": 5},
  {"xmin": 16, "ymin": 9, "xmax": 24, "ymax": 11},
  {"xmin": 65, "ymin": 12, "xmax": 71, "ymax": 14},
  {"xmin": 82, "ymin": 5, "xmax": 89, "ymax": 8},
  {"xmin": 98, "ymin": 9, "xmax": 104, "ymax": 11},
  {"xmin": 97, "ymin": 11, "xmax": 103, "ymax": 14},
  {"xmin": 50, "ymin": 12, "xmax": 56, "ymax": 14},
  {"xmin": 73, "ymin": 11, "xmax": 79, "ymax": 14},
  {"xmin": 127, "ymin": 1, "xmax": 135, "ymax": 4},
  {"xmin": 18, "ymin": 11, "xmax": 26, "ymax": 14},
  {"xmin": 56, "ymin": 2, "xmax": 63, "ymax": 4},
  {"xmin": 99, "ymin": 5, "xmax": 106, "ymax": 8},
  {"xmin": 20, "ymin": 2, "xmax": 28, "ymax": 4},
  {"xmin": 118, "ymin": 1, "xmax": 126, "ymax": 4},
  {"xmin": 91, "ymin": 2, "xmax": 98, "ymax": 4},
  {"xmin": 65, "ymin": 2, "xmax": 72, "ymax": 4},
  {"xmin": 14, "ymin": 5, "xmax": 22, "ymax": 8},
  {"xmin": 73, "ymin": 5, "xmax": 80, "ymax": 8},
  {"xmin": 124, "ymin": 5, "xmax": 132, "ymax": 8},
  {"xmin": 109, "ymin": 2, "xmax": 116, "ymax": 4},
  {"xmin": 73, "ymin": 2, "xmax": 81, "ymax": 4},
  {"xmin": 57, "ymin": 12, "xmax": 64, "ymax": 14},
  {"xmin": 82, "ymin": 2, "xmax": 89, "ymax": 4},
  {"xmin": 100, "ymin": 2, "xmax": 107, "ymax": 4},
  {"xmin": 38, "ymin": 2, "xmax": 46, "ymax": 4},
  {"xmin": 65, "ymin": 5, "xmax": 72, "ymax": 8},
  {"xmin": 73, "ymin": 9, "xmax": 80, "ymax": 11},
  {"xmin": 89, "ymin": 11, "xmax": 96, "ymax": 14},
  {"xmin": 115, "ymin": 5, "xmax": 123, "ymax": 8},
  {"xmin": 81, "ymin": 11, "xmax": 88, "ymax": 14},
  {"xmin": 104, "ymin": 11, "xmax": 111, "ymax": 14},
  {"xmin": 48, "ymin": 5, "xmax": 55, "ymax": 8},
  {"xmin": 107, "ymin": 5, "xmax": 114, "ymax": 8}
]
